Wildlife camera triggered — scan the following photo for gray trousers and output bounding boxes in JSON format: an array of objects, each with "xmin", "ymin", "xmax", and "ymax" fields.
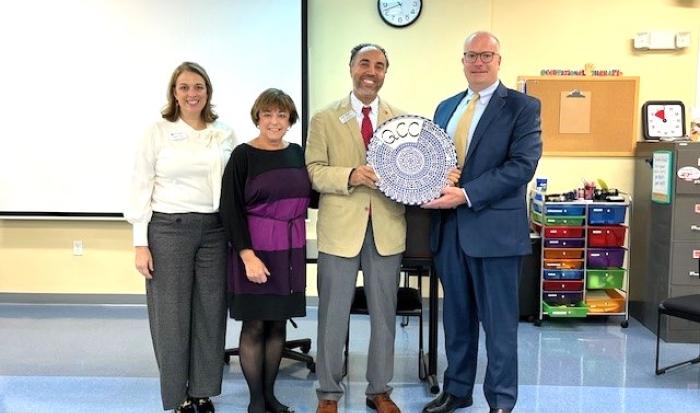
[
  {"xmin": 146, "ymin": 212, "xmax": 228, "ymax": 410},
  {"xmin": 316, "ymin": 221, "xmax": 402, "ymax": 400}
]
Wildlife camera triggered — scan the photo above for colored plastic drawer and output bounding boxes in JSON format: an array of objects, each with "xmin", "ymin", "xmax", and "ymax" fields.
[
  {"xmin": 586, "ymin": 269, "xmax": 625, "ymax": 289},
  {"xmin": 544, "ymin": 205, "xmax": 585, "ymax": 216},
  {"xmin": 586, "ymin": 290, "xmax": 624, "ymax": 313},
  {"xmin": 531, "ymin": 211, "xmax": 543, "ymax": 224},
  {"xmin": 531, "ymin": 202, "xmax": 542, "ymax": 213},
  {"xmin": 543, "ymin": 269, "xmax": 584, "ymax": 280},
  {"xmin": 587, "ymin": 226, "xmax": 626, "ymax": 247},
  {"xmin": 543, "ymin": 259, "xmax": 584, "ymax": 270},
  {"xmin": 542, "ymin": 301, "xmax": 588, "ymax": 317},
  {"xmin": 544, "ymin": 238, "xmax": 585, "ymax": 248},
  {"xmin": 587, "ymin": 248, "xmax": 625, "ymax": 269},
  {"xmin": 532, "ymin": 222, "xmax": 543, "ymax": 234},
  {"xmin": 542, "ymin": 291, "xmax": 584, "ymax": 306},
  {"xmin": 588, "ymin": 205, "xmax": 627, "ymax": 225},
  {"xmin": 544, "ymin": 248, "xmax": 584, "ymax": 259},
  {"xmin": 544, "ymin": 216, "xmax": 585, "ymax": 226},
  {"xmin": 543, "ymin": 227, "xmax": 584, "ymax": 238},
  {"xmin": 543, "ymin": 280, "xmax": 584, "ymax": 291}
]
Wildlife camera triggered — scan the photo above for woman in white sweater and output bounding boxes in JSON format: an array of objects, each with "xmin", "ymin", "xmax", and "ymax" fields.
[{"xmin": 125, "ymin": 62, "xmax": 235, "ymax": 413}]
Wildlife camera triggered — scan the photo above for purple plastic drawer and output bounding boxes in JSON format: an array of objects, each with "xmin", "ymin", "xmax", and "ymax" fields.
[
  {"xmin": 544, "ymin": 238, "xmax": 585, "ymax": 248},
  {"xmin": 587, "ymin": 248, "xmax": 625, "ymax": 269}
]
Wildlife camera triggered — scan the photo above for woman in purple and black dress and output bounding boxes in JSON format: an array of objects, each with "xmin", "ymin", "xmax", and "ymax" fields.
[{"xmin": 219, "ymin": 88, "xmax": 309, "ymax": 413}]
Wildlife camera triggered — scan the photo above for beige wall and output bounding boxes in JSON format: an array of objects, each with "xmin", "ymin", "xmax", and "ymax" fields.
[{"xmin": 2, "ymin": 0, "xmax": 699, "ymax": 296}]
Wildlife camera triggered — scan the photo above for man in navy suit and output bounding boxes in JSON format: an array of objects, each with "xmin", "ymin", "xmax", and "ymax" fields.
[{"xmin": 421, "ymin": 31, "xmax": 542, "ymax": 413}]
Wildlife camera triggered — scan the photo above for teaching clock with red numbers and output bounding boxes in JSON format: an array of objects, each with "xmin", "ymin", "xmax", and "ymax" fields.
[{"xmin": 642, "ymin": 100, "xmax": 686, "ymax": 139}]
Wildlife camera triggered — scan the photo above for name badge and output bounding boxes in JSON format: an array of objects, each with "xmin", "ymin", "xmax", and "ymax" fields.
[
  {"xmin": 339, "ymin": 110, "xmax": 355, "ymax": 124},
  {"xmin": 169, "ymin": 132, "xmax": 187, "ymax": 141}
]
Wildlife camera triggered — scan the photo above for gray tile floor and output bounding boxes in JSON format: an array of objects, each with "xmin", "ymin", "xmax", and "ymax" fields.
[{"xmin": 0, "ymin": 303, "xmax": 699, "ymax": 412}]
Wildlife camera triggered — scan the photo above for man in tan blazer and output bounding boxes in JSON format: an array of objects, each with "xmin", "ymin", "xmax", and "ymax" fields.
[{"xmin": 305, "ymin": 43, "xmax": 406, "ymax": 413}]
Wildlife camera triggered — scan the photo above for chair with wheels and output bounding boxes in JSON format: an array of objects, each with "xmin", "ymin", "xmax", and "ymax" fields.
[
  {"xmin": 224, "ymin": 319, "xmax": 316, "ymax": 373},
  {"xmin": 343, "ymin": 265, "xmax": 426, "ymax": 380},
  {"xmin": 655, "ymin": 258, "xmax": 700, "ymax": 375}
]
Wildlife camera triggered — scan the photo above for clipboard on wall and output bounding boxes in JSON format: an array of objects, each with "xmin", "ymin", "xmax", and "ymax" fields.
[
  {"xmin": 517, "ymin": 76, "xmax": 639, "ymax": 156},
  {"xmin": 559, "ymin": 90, "xmax": 591, "ymax": 134}
]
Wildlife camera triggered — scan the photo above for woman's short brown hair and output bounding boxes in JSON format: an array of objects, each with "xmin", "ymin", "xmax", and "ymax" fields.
[
  {"xmin": 161, "ymin": 62, "xmax": 218, "ymax": 123},
  {"xmin": 250, "ymin": 88, "xmax": 299, "ymax": 127}
]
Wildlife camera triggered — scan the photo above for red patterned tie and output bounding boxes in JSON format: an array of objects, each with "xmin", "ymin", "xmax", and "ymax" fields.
[{"xmin": 361, "ymin": 106, "xmax": 373, "ymax": 148}]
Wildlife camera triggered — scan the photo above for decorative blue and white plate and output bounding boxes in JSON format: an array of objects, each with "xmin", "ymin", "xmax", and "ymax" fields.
[{"xmin": 367, "ymin": 115, "xmax": 456, "ymax": 205}]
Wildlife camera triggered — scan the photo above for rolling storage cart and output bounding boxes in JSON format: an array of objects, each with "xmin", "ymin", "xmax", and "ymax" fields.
[{"xmin": 531, "ymin": 191, "xmax": 630, "ymax": 327}]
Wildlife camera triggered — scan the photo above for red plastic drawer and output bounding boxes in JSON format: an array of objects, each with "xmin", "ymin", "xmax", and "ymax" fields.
[
  {"xmin": 544, "ymin": 227, "xmax": 584, "ymax": 238},
  {"xmin": 543, "ymin": 280, "xmax": 584, "ymax": 291},
  {"xmin": 587, "ymin": 226, "xmax": 626, "ymax": 247}
]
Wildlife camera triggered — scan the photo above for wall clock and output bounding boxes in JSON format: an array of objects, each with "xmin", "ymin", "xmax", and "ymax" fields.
[
  {"xmin": 377, "ymin": 0, "xmax": 422, "ymax": 28},
  {"xmin": 642, "ymin": 100, "xmax": 686, "ymax": 139}
]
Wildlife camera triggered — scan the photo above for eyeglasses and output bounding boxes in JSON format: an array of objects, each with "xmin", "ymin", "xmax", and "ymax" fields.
[{"xmin": 463, "ymin": 51, "xmax": 499, "ymax": 63}]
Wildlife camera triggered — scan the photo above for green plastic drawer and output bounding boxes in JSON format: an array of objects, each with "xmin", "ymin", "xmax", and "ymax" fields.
[
  {"xmin": 531, "ymin": 211, "xmax": 543, "ymax": 224},
  {"xmin": 542, "ymin": 301, "xmax": 588, "ymax": 317},
  {"xmin": 586, "ymin": 269, "xmax": 624, "ymax": 289},
  {"xmin": 544, "ymin": 216, "xmax": 585, "ymax": 226}
]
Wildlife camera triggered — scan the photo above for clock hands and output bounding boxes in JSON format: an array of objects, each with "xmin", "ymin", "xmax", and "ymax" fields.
[
  {"xmin": 383, "ymin": 2, "xmax": 402, "ymax": 13},
  {"xmin": 654, "ymin": 109, "xmax": 667, "ymax": 123}
]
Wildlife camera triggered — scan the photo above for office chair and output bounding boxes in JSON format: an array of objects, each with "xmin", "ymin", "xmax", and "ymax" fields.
[
  {"xmin": 655, "ymin": 295, "xmax": 700, "ymax": 375},
  {"xmin": 224, "ymin": 319, "xmax": 316, "ymax": 372},
  {"xmin": 343, "ymin": 262, "xmax": 427, "ymax": 380},
  {"xmin": 655, "ymin": 258, "xmax": 700, "ymax": 375}
]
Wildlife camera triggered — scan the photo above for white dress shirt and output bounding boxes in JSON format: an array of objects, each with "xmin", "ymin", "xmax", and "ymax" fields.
[
  {"xmin": 125, "ymin": 118, "xmax": 236, "ymax": 246},
  {"xmin": 446, "ymin": 80, "xmax": 500, "ymax": 153},
  {"xmin": 350, "ymin": 92, "xmax": 379, "ymax": 132}
]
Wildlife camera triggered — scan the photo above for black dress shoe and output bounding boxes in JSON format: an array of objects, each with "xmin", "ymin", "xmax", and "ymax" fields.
[
  {"xmin": 175, "ymin": 401, "xmax": 196, "ymax": 413},
  {"xmin": 265, "ymin": 402, "xmax": 294, "ymax": 413},
  {"xmin": 422, "ymin": 392, "xmax": 473, "ymax": 413},
  {"xmin": 193, "ymin": 397, "xmax": 215, "ymax": 413},
  {"xmin": 489, "ymin": 409, "xmax": 512, "ymax": 413}
]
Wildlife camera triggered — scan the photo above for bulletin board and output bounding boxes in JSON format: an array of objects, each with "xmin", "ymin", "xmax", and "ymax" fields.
[{"xmin": 518, "ymin": 76, "xmax": 640, "ymax": 156}]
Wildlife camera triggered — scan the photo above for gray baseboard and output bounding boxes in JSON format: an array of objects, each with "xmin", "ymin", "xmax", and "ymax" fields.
[
  {"xmin": 0, "ymin": 293, "xmax": 321, "ymax": 306},
  {"xmin": 0, "ymin": 293, "xmax": 147, "ymax": 305}
]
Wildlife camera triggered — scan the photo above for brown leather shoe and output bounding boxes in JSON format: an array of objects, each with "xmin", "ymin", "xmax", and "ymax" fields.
[
  {"xmin": 316, "ymin": 400, "xmax": 338, "ymax": 413},
  {"xmin": 366, "ymin": 393, "xmax": 401, "ymax": 413}
]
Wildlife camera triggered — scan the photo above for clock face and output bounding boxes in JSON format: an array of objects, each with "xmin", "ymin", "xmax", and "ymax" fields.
[
  {"xmin": 378, "ymin": 0, "xmax": 422, "ymax": 28},
  {"xmin": 642, "ymin": 101, "xmax": 686, "ymax": 139}
]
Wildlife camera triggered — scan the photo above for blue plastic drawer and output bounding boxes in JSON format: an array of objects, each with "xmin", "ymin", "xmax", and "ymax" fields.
[
  {"xmin": 543, "ymin": 269, "xmax": 584, "ymax": 280},
  {"xmin": 544, "ymin": 205, "xmax": 585, "ymax": 216},
  {"xmin": 544, "ymin": 238, "xmax": 585, "ymax": 248},
  {"xmin": 588, "ymin": 205, "xmax": 627, "ymax": 225},
  {"xmin": 532, "ymin": 202, "xmax": 542, "ymax": 213}
]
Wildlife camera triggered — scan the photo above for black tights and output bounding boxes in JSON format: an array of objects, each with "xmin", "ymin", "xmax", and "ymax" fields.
[{"xmin": 239, "ymin": 320, "xmax": 289, "ymax": 413}]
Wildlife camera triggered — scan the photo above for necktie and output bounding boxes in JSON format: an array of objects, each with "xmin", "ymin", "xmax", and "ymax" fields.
[
  {"xmin": 453, "ymin": 92, "xmax": 480, "ymax": 168},
  {"xmin": 361, "ymin": 106, "xmax": 373, "ymax": 148}
]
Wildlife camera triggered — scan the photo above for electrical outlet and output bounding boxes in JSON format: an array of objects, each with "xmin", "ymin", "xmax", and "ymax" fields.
[
  {"xmin": 73, "ymin": 240, "xmax": 83, "ymax": 256},
  {"xmin": 676, "ymin": 32, "xmax": 691, "ymax": 49}
]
